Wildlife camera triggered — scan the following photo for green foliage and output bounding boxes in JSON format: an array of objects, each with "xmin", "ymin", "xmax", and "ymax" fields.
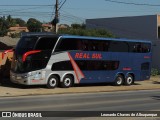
[
  {"xmin": 27, "ymin": 18, "xmax": 42, "ymax": 32},
  {"xmin": 0, "ymin": 16, "xmax": 9, "ymax": 36},
  {"xmin": 6, "ymin": 15, "xmax": 16, "ymax": 27},
  {"xmin": 10, "ymin": 33, "xmax": 21, "ymax": 38},
  {"xmin": 59, "ymin": 24, "xmax": 115, "ymax": 38},
  {"xmin": 0, "ymin": 15, "xmax": 27, "ymax": 36},
  {"xmin": 14, "ymin": 18, "xmax": 26, "ymax": 27},
  {"xmin": 151, "ymin": 68, "xmax": 160, "ymax": 76},
  {"xmin": 71, "ymin": 23, "xmax": 86, "ymax": 29}
]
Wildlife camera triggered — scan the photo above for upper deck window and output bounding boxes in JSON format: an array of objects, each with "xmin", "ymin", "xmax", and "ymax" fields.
[
  {"xmin": 35, "ymin": 37, "xmax": 58, "ymax": 50},
  {"xmin": 129, "ymin": 42, "xmax": 151, "ymax": 53},
  {"xmin": 108, "ymin": 41, "xmax": 129, "ymax": 52},
  {"xmin": 55, "ymin": 37, "xmax": 151, "ymax": 53},
  {"xmin": 55, "ymin": 38, "xmax": 110, "ymax": 52}
]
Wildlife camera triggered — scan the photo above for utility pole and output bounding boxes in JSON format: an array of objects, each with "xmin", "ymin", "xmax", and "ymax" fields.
[
  {"xmin": 52, "ymin": 0, "xmax": 66, "ymax": 34},
  {"xmin": 54, "ymin": 0, "xmax": 59, "ymax": 34}
]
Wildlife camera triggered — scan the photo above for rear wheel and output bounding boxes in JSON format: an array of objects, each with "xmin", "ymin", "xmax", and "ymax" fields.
[
  {"xmin": 125, "ymin": 74, "xmax": 134, "ymax": 86},
  {"xmin": 114, "ymin": 74, "xmax": 124, "ymax": 86},
  {"xmin": 47, "ymin": 75, "xmax": 59, "ymax": 89},
  {"xmin": 60, "ymin": 75, "xmax": 73, "ymax": 88}
]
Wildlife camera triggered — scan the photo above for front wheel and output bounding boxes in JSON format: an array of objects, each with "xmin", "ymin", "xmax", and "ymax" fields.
[
  {"xmin": 114, "ymin": 74, "xmax": 124, "ymax": 86},
  {"xmin": 125, "ymin": 74, "xmax": 134, "ymax": 86},
  {"xmin": 47, "ymin": 75, "xmax": 59, "ymax": 89},
  {"xmin": 60, "ymin": 75, "xmax": 73, "ymax": 88}
]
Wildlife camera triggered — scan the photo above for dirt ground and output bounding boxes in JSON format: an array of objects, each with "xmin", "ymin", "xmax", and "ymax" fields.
[{"xmin": 0, "ymin": 76, "xmax": 159, "ymax": 97}]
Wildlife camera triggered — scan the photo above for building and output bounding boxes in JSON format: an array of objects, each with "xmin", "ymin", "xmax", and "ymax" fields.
[
  {"xmin": 42, "ymin": 23, "xmax": 53, "ymax": 32},
  {"xmin": 86, "ymin": 15, "xmax": 160, "ymax": 69},
  {"xmin": 8, "ymin": 24, "xmax": 29, "ymax": 36}
]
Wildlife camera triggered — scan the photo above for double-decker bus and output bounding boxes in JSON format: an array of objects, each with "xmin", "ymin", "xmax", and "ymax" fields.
[{"xmin": 10, "ymin": 33, "xmax": 152, "ymax": 88}]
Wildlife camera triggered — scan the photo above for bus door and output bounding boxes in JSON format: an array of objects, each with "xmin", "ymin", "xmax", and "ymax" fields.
[{"xmin": 140, "ymin": 62, "xmax": 150, "ymax": 80}]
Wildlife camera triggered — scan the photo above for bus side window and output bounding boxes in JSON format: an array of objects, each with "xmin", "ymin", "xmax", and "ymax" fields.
[
  {"xmin": 77, "ymin": 40, "xmax": 83, "ymax": 50},
  {"xmin": 129, "ymin": 42, "xmax": 142, "ymax": 53},
  {"xmin": 97, "ymin": 41, "xmax": 104, "ymax": 51},
  {"xmin": 88, "ymin": 40, "xmax": 94, "ymax": 51},
  {"xmin": 141, "ymin": 43, "xmax": 150, "ymax": 53},
  {"xmin": 104, "ymin": 41, "xmax": 110, "ymax": 52},
  {"xmin": 35, "ymin": 37, "xmax": 56, "ymax": 50},
  {"xmin": 109, "ymin": 41, "xmax": 128, "ymax": 52},
  {"xmin": 81, "ymin": 40, "xmax": 88, "ymax": 51}
]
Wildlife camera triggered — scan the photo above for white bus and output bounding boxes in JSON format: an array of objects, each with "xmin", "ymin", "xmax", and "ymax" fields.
[{"xmin": 10, "ymin": 33, "xmax": 152, "ymax": 88}]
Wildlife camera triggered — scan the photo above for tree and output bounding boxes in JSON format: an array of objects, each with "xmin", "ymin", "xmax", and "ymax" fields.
[
  {"xmin": 59, "ymin": 24, "xmax": 115, "ymax": 38},
  {"xmin": 6, "ymin": 15, "xmax": 16, "ymax": 27},
  {"xmin": 0, "ymin": 16, "xmax": 9, "ymax": 36},
  {"xmin": 71, "ymin": 23, "xmax": 86, "ymax": 29},
  {"xmin": 27, "ymin": 18, "xmax": 42, "ymax": 32},
  {"xmin": 14, "ymin": 18, "xmax": 26, "ymax": 27}
]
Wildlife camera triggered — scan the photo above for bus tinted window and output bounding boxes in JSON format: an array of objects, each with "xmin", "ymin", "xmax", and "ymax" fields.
[
  {"xmin": 52, "ymin": 61, "xmax": 73, "ymax": 71},
  {"xmin": 141, "ymin": 62, "xmax": 150, "ymax": 70},
  {"xmin": 51, "ymin": 60, "xmax": 119, "ymax": 71},
  {"xmin": 55, "ymin": 38, "xmax": 150, "ymax": 53},
  {"xmin": 129, "ymin": 42, "xmax": 151, "ymax": 53},
  {"xmin": 35, "ymin": 37, "xmax": 58, "ymax": 50},
  {"xmin": 141, "ymin": 43, "xmax": 151, "ymax": 53},
  {"xmin": 85, "ymin": 40, "xmax": 110, "ymax": 51},
  {"xmin": 16, "ymin": 36, "xmax": 38, "ymax": 55},
  {"xmin": 55, "ymin": 38, "xmax": 110, "ymax": 52},
  {"xmin": 76, "ymin": 60, "xmax": 119, "ymax": 71},
  {"xmin": 109, "ymin": 41, "xmax": 129, "ymax": 52},
  {"xmin": 55, "ymin": 38, "xmax": 78, "ymax": 52}
]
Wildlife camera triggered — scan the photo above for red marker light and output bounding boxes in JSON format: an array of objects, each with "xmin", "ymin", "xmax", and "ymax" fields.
[{"xmin": 22, "ymin": 50, "xmax": 41, "ymax": 62}]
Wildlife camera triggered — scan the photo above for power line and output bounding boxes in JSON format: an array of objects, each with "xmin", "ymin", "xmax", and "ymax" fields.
[
  {"xmin": 0, "ymin": 5, "xmax": 52, "ymax": 6},
  {"xmin": 105, "ymin": 0, "xmax": 160, "ymax": 7},
  {"xmin": 0, "ymin": 7, "xmax": 47, "ymax": 13}
]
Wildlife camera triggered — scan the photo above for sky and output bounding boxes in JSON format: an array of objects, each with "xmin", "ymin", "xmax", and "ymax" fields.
[{"xmin": 1, "ymin": 0, "xmax": 160, "ymax": 25}]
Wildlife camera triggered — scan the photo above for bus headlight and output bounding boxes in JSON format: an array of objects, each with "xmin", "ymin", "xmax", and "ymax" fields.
[{"xmin": 27, "ymin": 72, "xmax": 32, "ymax": 77}]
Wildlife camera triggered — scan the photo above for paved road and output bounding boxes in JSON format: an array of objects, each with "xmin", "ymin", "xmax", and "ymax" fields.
[
  {"xmin": 0, "ymin": 90, "xmax": 159, "ymax": 120},
  {"xmin": 0, "ymin": 89, "xmax": 160, "ymax": 111}
]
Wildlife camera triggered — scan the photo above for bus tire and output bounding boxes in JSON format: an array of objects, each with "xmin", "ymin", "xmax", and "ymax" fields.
[
  {"xmin": 60, "ymin": 75, "xmax": 73, "ymax": 88},
  {"xmin": 114, "ymin": 74, "xmax": 124, "ymax": 86},
  {"xmin": 125, "ymin": 74, "xmax": 134, "ymax": 86},
  {"xmin": 47, "ymin": 75, "xmax": 59, "ymax": 89}
]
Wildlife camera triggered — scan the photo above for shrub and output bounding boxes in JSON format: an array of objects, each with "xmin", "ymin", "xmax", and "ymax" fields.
[{"xmin": 151, "ymin": 68, "xmax": 160, "ymax": 76}]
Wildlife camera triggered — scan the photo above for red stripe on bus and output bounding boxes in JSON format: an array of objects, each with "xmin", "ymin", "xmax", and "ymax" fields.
[
  {"xmin": 32, "ymin": 79, "xmax": 43, "ymax": 82},
  {"xmin": 68, "ymin": 52, "xmax": 85, "ymax": 83},
  {"xmin": 144, "ymin": 56, "xmax": 150, "ymax": 59},
  {"xmin": 22, "ymin": 50, "xmax": 41, "ymax": 62},
  {"xmin": 123, "ymin": 67, "xmax": 132, "ymax": 71}
]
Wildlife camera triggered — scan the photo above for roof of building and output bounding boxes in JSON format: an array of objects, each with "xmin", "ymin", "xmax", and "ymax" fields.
[{"xmin": 9, "ymin": 26, "xmax": 28, "ymax": 31}]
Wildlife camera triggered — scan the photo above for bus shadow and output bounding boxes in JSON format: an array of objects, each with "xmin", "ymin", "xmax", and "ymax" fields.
[
  {"xmin": 1, "ymin": 78, "xmax": 142, "ymax": 89},
  {"xmin": 152, "ymin": 81, "xmax": 160, "ymax": 84},
  {"xmin": 0, "ymin": 78, "xmax": 46, "ymax": 89},
  {"xmin": 73, "ymin": 82, "xmax": 141, "ymax": 87},
  {"xmin": 152, "ymin": 96, "xmax": 160, "ymax": 100}
]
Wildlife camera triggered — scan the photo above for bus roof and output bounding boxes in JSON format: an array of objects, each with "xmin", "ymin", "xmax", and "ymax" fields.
[
  {"xmin": 61, "ymin": 35, "xmax": 152, "ymax": 43},
  {"xmin": 21, "ymin": 33, "xmax": 151, "ymax": 43}
]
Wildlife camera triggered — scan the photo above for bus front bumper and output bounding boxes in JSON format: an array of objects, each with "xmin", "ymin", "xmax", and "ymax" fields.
[{"xmin": 10, "ymin": 71, "xmax": 30, "ymax": 85}]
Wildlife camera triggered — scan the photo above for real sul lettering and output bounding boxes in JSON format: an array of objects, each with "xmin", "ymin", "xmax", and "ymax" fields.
[{"xmin": 75, "ymin": 53, "xmax": 102, "ymax": 59}]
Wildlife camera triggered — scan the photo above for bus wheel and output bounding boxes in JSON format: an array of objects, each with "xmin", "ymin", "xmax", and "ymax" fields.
[
  {"xmin": 125, "ymin": 74, "xmax": 134, "ymax": 86},
  {"xmin": 114, "ymin": 74, "xmax": 124, "ymax": 86},
  {"xmin": 61, "ymin": 75, "xmax": 73, "ymax": 88},
  {"xmin": 47, "ymin": 75, "xmax": 59, "ymax": 89}
]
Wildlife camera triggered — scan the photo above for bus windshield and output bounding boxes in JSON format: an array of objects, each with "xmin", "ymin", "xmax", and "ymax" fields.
[
  {"xmin": 16, "ymin": 36, "xmax": 38, "ymax": 55},
  {"xmin": 12, "ymin": 36, "xmax": 59, "ymax": 73}
]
